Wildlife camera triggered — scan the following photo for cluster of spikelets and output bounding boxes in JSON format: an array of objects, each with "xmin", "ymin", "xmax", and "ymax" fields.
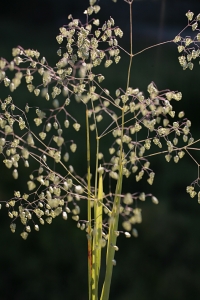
[
  {"xmin": 0, "ymin": 0, "xmax": 199, "ymax": 240},
  {"xmin": 174, "ymin": 10, "xmax": 200, "ymax": 70}
]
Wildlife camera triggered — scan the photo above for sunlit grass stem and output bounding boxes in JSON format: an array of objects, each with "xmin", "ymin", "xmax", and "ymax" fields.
[{"xmin": 86, "ymin": 109, "xmax": 92, "ymax": 300}]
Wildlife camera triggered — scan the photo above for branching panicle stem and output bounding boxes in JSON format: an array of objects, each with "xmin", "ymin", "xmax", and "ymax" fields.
[
  {"xmin": 0, "ymin": 1, "xmax": 199, "ymax": 300},
  {"xmin": 126, "ymin": 1, "xmax": 133, "ymax": 90}
]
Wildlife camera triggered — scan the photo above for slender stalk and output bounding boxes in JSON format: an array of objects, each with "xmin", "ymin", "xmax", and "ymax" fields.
[
  {"xmin": 100, "ymin": 167, "xmax": 123, "ymax": 300},
  {"xmin": 132, "ymin": 40, "xmax": 172, "ymax": 57},
  {"xmin": 89, "ymin": 84, "xmax": 101, "ymax": 300},
  {"xmin": 100, "ymin": 0, "xmax": 129, "ymax": 291},
  {"xmin": 92, "ymin": 166, "xmax": 103, "ymax": 299},
  {"xmin": 92, "ymin": 136, "xmax": 100, "ymax": 300},
  {"xmin": 91, "ymin": 100, "xmax": 100, "ymax": 200},
  {"xmin": 86, "ymin": 109, "xmax": 92, "ymax": 300},
  {"xmin": 126, "ymin": 1, "xmax": 133, "ymax": 90},
  {"xmin": 100, "ymin": 109, "xmax": 125, "ymax": 300}
]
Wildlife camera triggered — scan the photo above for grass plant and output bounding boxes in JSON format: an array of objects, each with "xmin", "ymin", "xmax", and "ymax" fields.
[{"xmin": 0, "ymin": 1, "xmax": 200, "ymax": 299}]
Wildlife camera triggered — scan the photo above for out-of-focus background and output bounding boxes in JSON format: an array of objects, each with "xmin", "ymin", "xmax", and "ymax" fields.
[{"xmin": 0, "ymin": 0, "xmax": 200, "ymax": 299}]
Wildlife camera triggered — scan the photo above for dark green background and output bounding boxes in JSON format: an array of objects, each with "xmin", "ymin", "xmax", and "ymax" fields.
[{"xmin": 0, "ymin": 1, "xmax": 200, "ymax": 299}]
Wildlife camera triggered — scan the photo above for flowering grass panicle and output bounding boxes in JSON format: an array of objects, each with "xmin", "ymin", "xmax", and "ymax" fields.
[{"xmin": 0, "ymin": 0, "xmax": 200, "ymax": 299}]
